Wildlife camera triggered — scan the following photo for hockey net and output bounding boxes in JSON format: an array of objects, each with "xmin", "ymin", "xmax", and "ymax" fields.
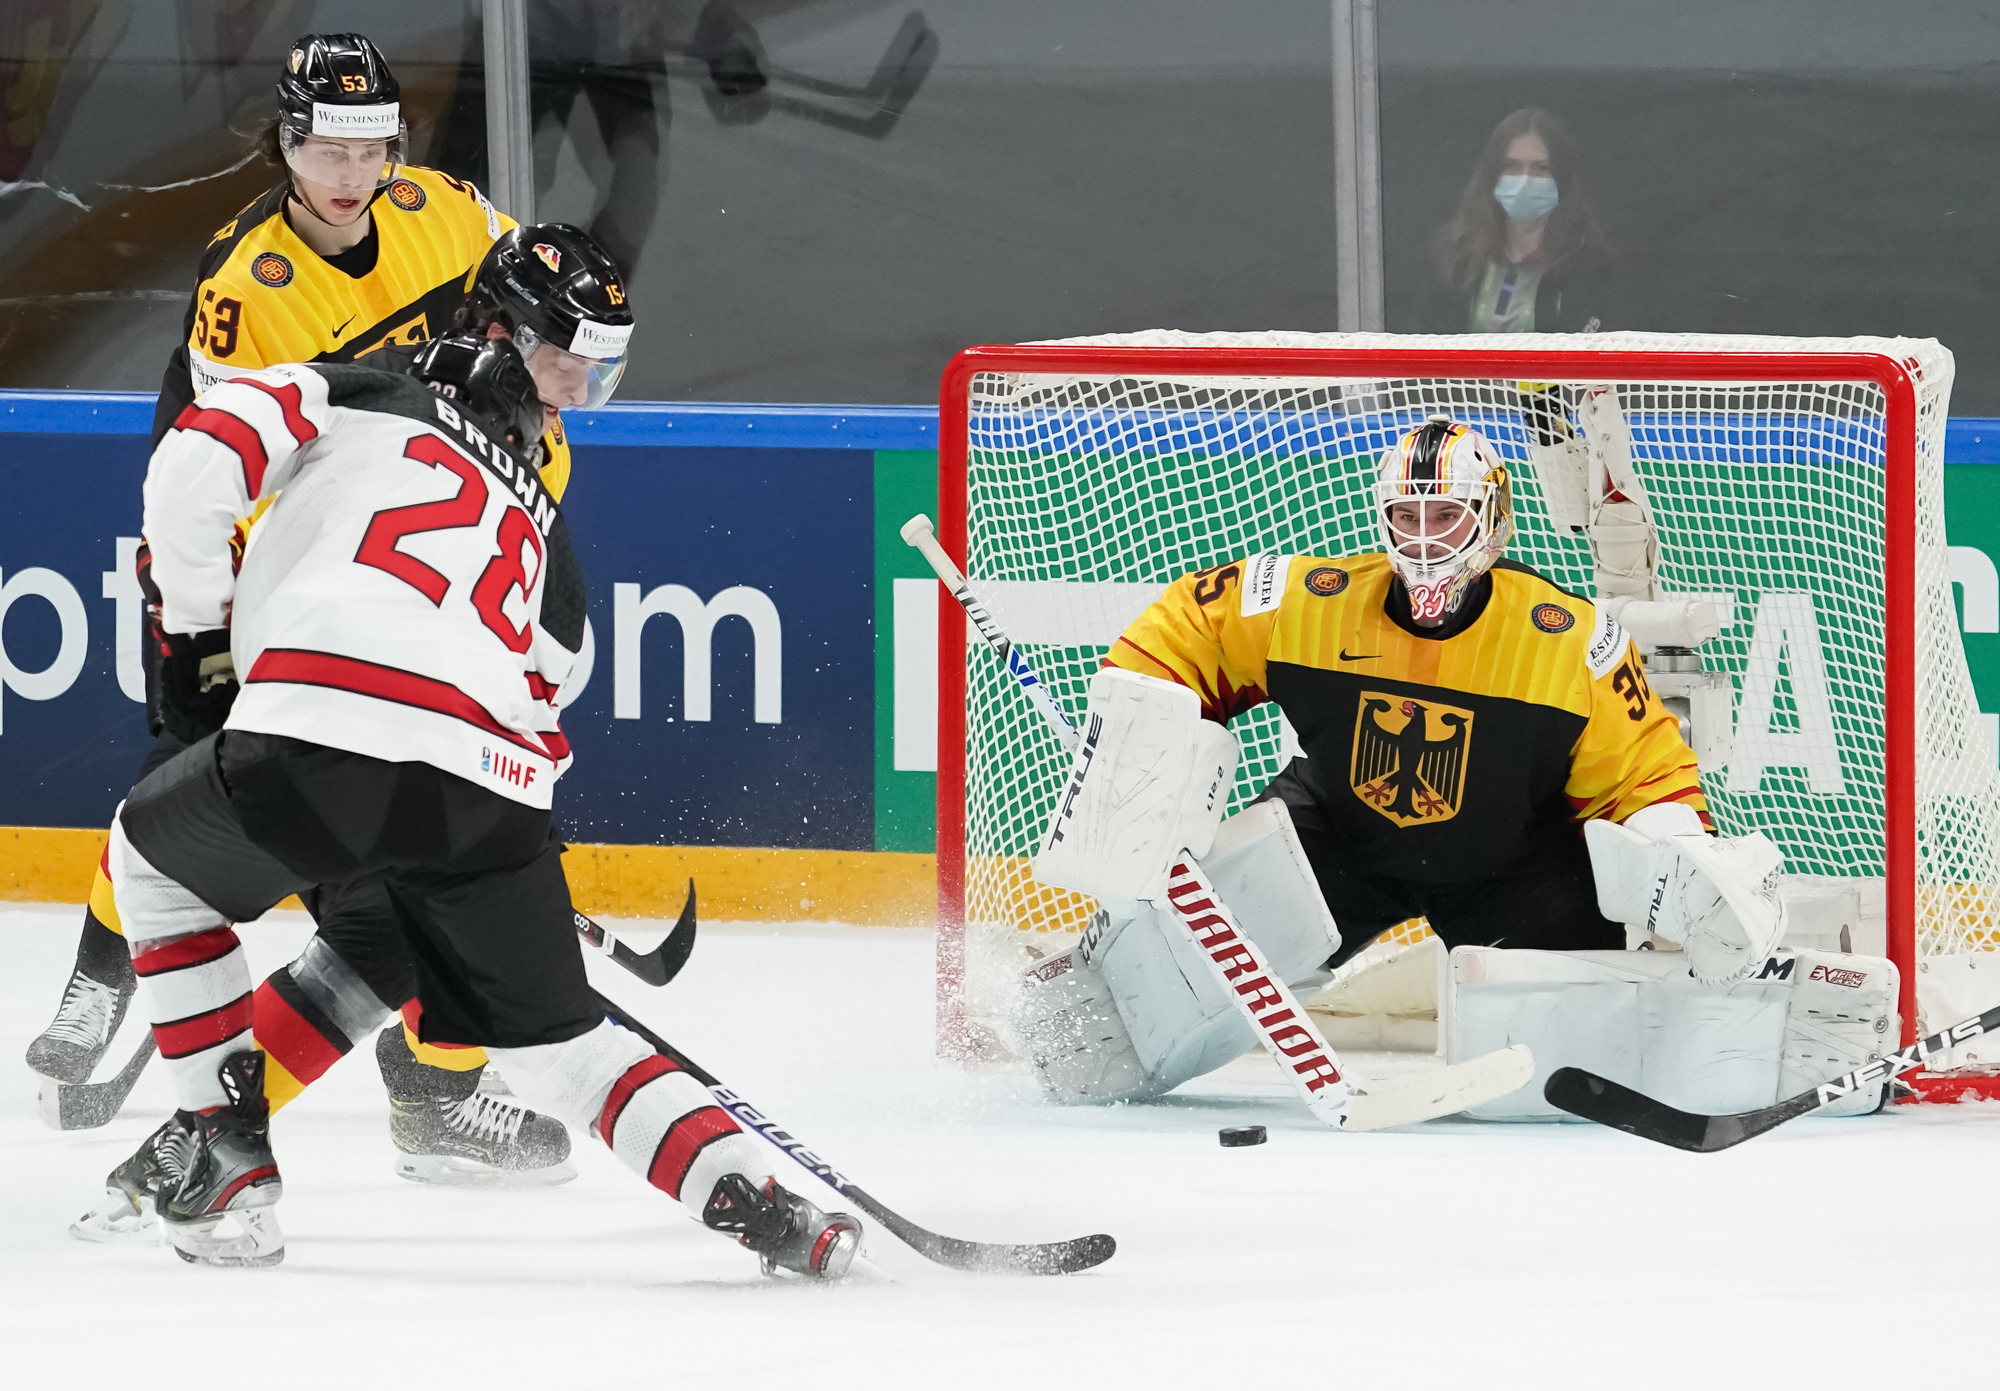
[{"xmin": 933, "ymin": 331, "xmax": 2000, "ymax": 1091}]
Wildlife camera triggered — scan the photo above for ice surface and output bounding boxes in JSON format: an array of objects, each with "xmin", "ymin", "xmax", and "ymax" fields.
[{"xmin": 3, "ymin": 903, "xmax": 1996, "ymax": 1389}]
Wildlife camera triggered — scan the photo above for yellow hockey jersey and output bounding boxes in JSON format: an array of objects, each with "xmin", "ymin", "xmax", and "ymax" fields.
[
  {"xmin": 152, "ymin": 167, "xmax": 573, "ymax": 501},
  {"xmin": 1107, "ymin": 553, "xmax": 1707, "ymax": 885}
]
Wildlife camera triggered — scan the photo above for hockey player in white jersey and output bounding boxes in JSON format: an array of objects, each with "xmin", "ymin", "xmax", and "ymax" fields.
[{"xmin": 102, "ymin": 334, "xmax": 862, "ymax": 1275}]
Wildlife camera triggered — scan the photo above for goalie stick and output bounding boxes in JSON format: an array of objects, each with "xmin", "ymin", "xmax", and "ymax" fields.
[
  {"xmin": 594, "ymin": 990, "xmax": 1115, "ymax": 1275},
  {"xmin": 1544, "ymin": 999, "xmax": 2000, "ymax": 1152},
  {"xmin": 40, "ymin": 890, "xmax": 695, "ymax": 1133},
  {"xmin": 901, "ymin": 514, "xmax": 1533, "ymax": 1131}
]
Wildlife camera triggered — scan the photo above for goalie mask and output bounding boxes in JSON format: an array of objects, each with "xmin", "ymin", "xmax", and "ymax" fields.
[{"xmin": 1377, "ymin": 415, "xmax": 1514, "ymax": 621}]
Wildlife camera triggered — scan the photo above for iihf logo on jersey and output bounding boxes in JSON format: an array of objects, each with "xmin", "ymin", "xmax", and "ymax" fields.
[
  {"xmin": 1350, "ymin": 692, "xmax": 1474, "ymax": 826},
  {"xmin": 481, "ymin": 747, "xmax": 492, "ymax": 773}
]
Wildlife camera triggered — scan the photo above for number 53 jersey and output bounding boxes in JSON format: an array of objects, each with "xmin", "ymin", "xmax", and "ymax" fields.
[
  {"xmin": 144, "ymin": 363, "xmax": 583, "ymax": 808},
  {"xmin": 1105, "ymin": 552, "xmax": 1708, "ymax": 885}
]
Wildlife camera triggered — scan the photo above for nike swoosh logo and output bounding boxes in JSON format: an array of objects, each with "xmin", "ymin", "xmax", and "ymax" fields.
[
  {"xmin": 1339, "ymin": 649, "xmax": 1380, "ymax": 661},
  {"xmin": 333, "ymin": 314, "xmax": 356, "ymax": 337}
]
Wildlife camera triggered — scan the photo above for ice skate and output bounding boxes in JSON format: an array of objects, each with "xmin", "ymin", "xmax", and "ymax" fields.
[
  {"xmin": 378, "ymin": 1027, "xmax": 575, "ymax": 1187},
  {"xmin": 702, "ymin": 1173, "xmax": 862, "ymax": 1280},
  {"xmin": 161, "ymin": 1052, "xmax": 285, "ymax": 1268},
  {"xmin": 26, "ymin": 966, "xmax": 134, "ymax": 1084},
  {"xmin": 68, "ymin": 1110, "xmax": 197, "ymax": 1245}
]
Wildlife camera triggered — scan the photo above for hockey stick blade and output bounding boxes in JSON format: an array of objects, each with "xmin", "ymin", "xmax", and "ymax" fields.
[
  {"xmin": 594, "ymin": 992, "xmax": 1115, "ymax": 1275},
  {"xmin": 37, "ymin": 1032, "xmax": 157, "ymax": 1131},
  {"xmin": 1545, "ymin": 997, "xmax": 2000, "ymax": 1151},
  {"xmin": 1342, "ymin": 1044, "xmax": 1536, "ymax": 1132},
  {"xmin": 574, "ymin": 880, "xmax": 697, "ymax": 987}
]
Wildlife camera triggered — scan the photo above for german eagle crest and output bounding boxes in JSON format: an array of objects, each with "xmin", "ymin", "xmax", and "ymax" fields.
[{"xmin": 1350, "ymin": 692, "xmax": 1473, "ymax": 826}]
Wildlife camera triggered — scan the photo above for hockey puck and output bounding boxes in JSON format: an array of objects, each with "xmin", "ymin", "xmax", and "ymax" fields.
[{"xmin": 1218, "ymin": 1125, "xmax": 1267, "ymax": 1148}]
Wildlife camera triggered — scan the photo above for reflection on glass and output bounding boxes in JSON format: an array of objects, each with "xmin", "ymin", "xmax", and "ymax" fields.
[{"xmin": 1423, "ymin": 107, "xmax": 1612, "ymax": 335}]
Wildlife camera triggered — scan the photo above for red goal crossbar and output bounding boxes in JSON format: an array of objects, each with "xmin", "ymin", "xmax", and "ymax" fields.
[{"xmin": 933, "ymin": 343, "xmax": 1923, "ymax": 1064}]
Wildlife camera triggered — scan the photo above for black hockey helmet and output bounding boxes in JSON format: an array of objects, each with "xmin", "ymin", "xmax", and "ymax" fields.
[
  {"xmin": 410, "ymin": 334, "xmax": 546, "ymax": 457},
  {"xmin": 461, "ymin": 224, "xmax": 634, "ymax": 409},
  {"xmin": 275, "ymin": 34, "xmax": 404, "ymax": 186}
]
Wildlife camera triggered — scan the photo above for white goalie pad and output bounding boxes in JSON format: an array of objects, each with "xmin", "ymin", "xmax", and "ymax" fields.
[
  {"xmin": 1445, "ymin": 946, "xmax": 1898, "ymax": 1121},
  {"xmin": 1585, "ymin": 814, "xmax": 1788, "ymax": 984},
  {"xmin": 1034, "ymin": 667, "xmax": 1237, "ymax": 904},
  {"xmin": 1011, "ymin": 799, "xmax": 1339, "ymax": 1104}
]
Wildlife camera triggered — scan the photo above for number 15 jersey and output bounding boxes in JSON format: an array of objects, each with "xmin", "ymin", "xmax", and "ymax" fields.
[{"xmin": 1105, "ymin": 552, "xmax": 1708, "ymax": 885}]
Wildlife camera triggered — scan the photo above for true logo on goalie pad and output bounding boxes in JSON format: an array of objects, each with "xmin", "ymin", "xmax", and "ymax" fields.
[{"xmin": 1350, "ymin": 692, "xmax": 1473, "ymax": 827}]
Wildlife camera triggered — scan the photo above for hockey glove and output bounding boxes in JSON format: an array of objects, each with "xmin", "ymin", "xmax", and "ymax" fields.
[{"xmin": 158, "ymin": 628, "xmax": 238, "ymax": 744}]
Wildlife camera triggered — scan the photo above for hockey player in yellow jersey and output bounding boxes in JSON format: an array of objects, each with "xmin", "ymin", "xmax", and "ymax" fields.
[
  {"xmin": 1017, "ymin": 415, "xmax": 1797, "ymax": 1111},
  {"xmin": 1105, "ymin": 422, "xmax": 1707, "ymax": 958}
]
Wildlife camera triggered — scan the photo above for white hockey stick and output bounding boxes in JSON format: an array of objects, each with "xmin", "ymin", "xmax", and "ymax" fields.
[{"xmin": 902, "ymin": 514, "xmax": 1531, "ymax": 1130}]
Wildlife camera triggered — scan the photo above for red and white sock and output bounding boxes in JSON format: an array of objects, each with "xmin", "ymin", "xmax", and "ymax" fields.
[
  {"xmin": 132, "ymin": 927, "xmax": 252, "ymax": 1112},
  {"xmin": 490, "ymin": 1020, "xmax": 770, "ymax": 1210}
]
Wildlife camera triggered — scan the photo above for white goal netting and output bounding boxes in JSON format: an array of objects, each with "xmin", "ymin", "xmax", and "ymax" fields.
[{"xmin": 943, "ymin": 331, "xmax": 2000, "ymax": 1063}]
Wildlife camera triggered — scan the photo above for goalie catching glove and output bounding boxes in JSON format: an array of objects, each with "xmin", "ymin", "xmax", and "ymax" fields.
[
  {"xmin": 1586, "ymin": 801, "xmax": 1787, "ymax": 984},
  {"xmin": 1035, "ymin": 667, "xmax": 1237, "ymax": 904}
]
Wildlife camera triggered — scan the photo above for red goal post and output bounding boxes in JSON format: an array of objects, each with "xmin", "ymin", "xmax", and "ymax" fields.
[{"xmin": 932, "ymin": 332, "xmax": 1996, "ymax": 1098}]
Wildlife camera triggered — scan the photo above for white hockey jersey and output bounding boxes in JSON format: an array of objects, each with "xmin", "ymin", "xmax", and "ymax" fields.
[{"xmin": 143, "ymin": 361, "xmax": 583, "ymax": 809}]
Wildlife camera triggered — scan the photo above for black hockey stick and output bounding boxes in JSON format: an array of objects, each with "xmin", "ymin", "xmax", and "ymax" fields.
[
  {"xmin": 574, "ymin": 880, "xmax": 697, "ymax": 987},
  {"xmin": 593, "ymin": 991, "xmax": 1115, "ymax": 1275},
  {"xmin": 1545, "ymin": 999, "xmax": 2000, "ymax": 1152},
  {"xmin": 37, "ymin": 1032, "xmax": 157, "ymax": 1131}
]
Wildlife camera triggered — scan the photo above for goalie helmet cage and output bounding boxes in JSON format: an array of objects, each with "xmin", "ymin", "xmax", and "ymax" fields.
[{"xmin": 932, "ymin": 331, "xmax": 2000, "ymax": 1101}]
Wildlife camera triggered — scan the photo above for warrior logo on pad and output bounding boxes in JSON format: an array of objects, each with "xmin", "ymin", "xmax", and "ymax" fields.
[{"xmin": 1350, "ymin": 692, "xmax": 1473, "ymax": 826}]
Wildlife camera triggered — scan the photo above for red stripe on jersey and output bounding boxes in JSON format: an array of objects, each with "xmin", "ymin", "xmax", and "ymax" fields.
[
  {"xmin": 244, "ymin": 648, "xmax": 563, "ymax": 764},
  {"xmin": 597, "ymin": 1054, "xmax": 680, "ymax": 1146},
  {"xmin": 525, "ymin": 672, "xmax": 559, "ymax": 703},
  {"xmin": 225, "ymin": 377, "xmax": 318, "ymax": 448},
  {"xmin": 153, "ymin": 992, "xmax": 254, "ymax": 1060},
  {"xmin": 251, "ymin": 980, "xmax": 346, "ymax": 1085},
  {"xmin": 178, "ymin": 404, "xmax": 270, "ymax": 495},
  {"xmin": 133, "ymin": 927, "xmax": 241, "ymax": 979},
  {"xmin": 647, "ymin": 1105, "xmax": 739, "ymax": 1200}
]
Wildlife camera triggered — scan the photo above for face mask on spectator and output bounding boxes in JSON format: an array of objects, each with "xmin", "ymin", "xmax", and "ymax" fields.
[{"xmin": 1493, "ymin": 174, "xmax": 1559, "ymax": 223}]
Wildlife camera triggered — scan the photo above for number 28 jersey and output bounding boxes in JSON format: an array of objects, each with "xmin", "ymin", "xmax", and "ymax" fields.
[
  {"xmin": 144, "ymin": 363, "xmax": 583, "ymax": 808},
  {"xmin": 1106, "ymin": 553, "xmax": 1708, "ymax": 885}
]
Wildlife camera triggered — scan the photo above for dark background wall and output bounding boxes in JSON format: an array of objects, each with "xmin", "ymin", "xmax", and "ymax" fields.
[{"xmin": 4, "ymin": 2, "xmax": 1999, "ymax": 405}]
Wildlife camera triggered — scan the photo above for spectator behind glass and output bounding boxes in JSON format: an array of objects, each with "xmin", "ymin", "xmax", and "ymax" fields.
[{"xmin": 1424, "ymin": 107, "xmax": 1615, "ymax": 334}]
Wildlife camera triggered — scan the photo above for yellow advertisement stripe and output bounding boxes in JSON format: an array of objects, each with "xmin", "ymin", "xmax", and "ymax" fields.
[{"xmin": 0, "ymin": 827, "xmax": 936, "ymax": 927}]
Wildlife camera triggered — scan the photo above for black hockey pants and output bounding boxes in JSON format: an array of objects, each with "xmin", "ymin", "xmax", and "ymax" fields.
[
  {"xmin": 120, "ymin": 731, "xmax": 601, "ymax": 1049},
  {"xmin": 1256, "ymin": 762, "xmax": 1626, "ymax": 970}
]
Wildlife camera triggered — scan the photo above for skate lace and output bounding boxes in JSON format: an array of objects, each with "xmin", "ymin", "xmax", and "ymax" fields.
[
  {"xmin": 44, "ymin": 974, "xmax": 120, "ymax": 1048},
  {"xmin": 446, "ymin": 1092, "xmax": 527, "ymax": 1145},
  {"xmin": 154, "ymin": 1117, "xmax": 201, "ymax": 1190}
]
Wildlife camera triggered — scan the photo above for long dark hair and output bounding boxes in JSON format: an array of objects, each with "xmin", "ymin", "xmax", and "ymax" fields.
[{"xmin": 1431, "ymin": 107, "xmax": 1609, "ymax": 295}]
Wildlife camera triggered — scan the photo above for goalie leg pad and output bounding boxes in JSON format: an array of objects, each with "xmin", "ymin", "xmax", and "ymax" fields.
[
  {"xmin": 1782, "ymin": 949, "xmax": 1898, "ymax": 1117},
  {"xmin": 1035, "ymin": 667, "xmax": 1237, "ymax": 903},
  {"xmin": 1013, "ymin": 801, "xmax": 1341, "ymax": 1103},
  {"xmin": 1446, "ymin": 946, "xmax": 1898, "ymax": 1120}
]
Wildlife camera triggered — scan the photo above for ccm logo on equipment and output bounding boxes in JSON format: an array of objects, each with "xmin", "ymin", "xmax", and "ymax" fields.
[
  {"xmin": 1304, "ymin": 566, "xmax": 1348, "ymax": 597},
  {"xmin": 1531, "ymin": 602, "xmax": 1575, "ymax": 634},
  {"xmin": 386, "ymin": 178, "xmax": 426, "ymax": 211},
  {"xmin": 250, "ymin": 252, "xmax": 293, "ymax": 288},
  {"xmin": 1810, "ymin": 964, "xmax": 1868, "ymax": 988},
  {"xmin": 480, "ymin": 746, "xmax": 538, "ymax": 790}
]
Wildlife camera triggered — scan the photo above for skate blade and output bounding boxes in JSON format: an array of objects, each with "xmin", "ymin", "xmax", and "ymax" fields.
[
  {"xmin": 69, "ymin": 1193, "xmax": 163, "ymax": 1246},
  {"xmin": 394, "ymin": 1153, "xmax": 577, "ymax": 1189},
  {"xmin": 166, "ymin": 1206, "xmax": 285, "ymax": 1268}
]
